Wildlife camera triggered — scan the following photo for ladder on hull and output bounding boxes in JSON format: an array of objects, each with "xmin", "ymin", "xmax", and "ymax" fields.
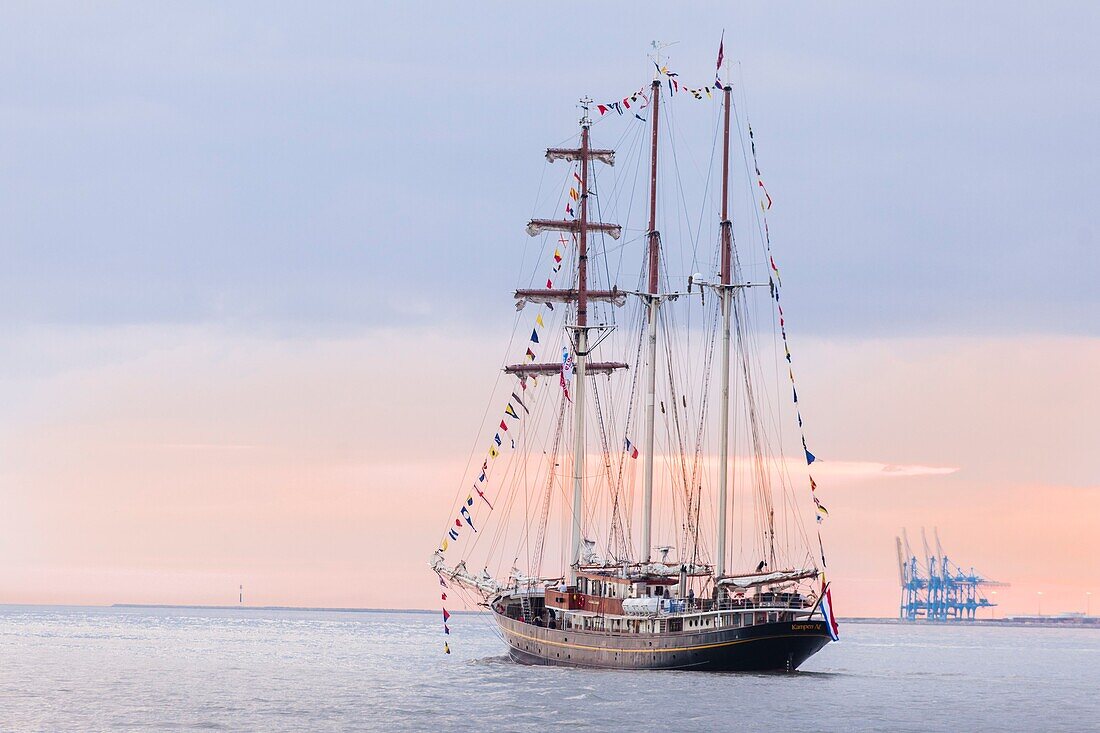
[{"xmin": 519, "ymin": 593, "xmax": 534, "ymax": 624}]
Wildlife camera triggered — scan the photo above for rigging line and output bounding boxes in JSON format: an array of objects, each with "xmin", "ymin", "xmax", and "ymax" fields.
[
  {"xmin": 668, "ymin": 295, "xmax": 705, "ymax": 561},
  {"xmin": 436, "ymin": 244, "xmax": 535, "ymax": 542},
  {"xmin": 661, "ymin": 103, "xmax": 697, "ymax": 345},
  {"xmin": 732, "ymin": 284, "xmax": 773, "ymax": 563},
  {"xmin": 592, "ymin": 116, "xmax": 639, "ymax": 238},
  {"xmin": 684, "ymin": 321, "xmax": 711, "ymax": 568},
  {"xmin": 590, "ymin": 377, "xmax": 622, "ymax": 560},
  {"xmin": 764, "ymin": 345, "xmax": 816, "ymax": 562},
  {"xmin": 670, "ymin": 106, "xmax": 711, "ymax": 328},
  {"xmin": 437, "ymin": 154, "xmax": 581, "ymax": 541},
  {"xmin": 617, "ymin": 124, "xmax": 647, "ymax": 284},
  {"xmin": 456, "ymin": 231, "xmax": 571, "ymax": 562},
  {"xmin": 731, "ymin": 89, "xmax": 819, "ymax": 563},
  {"xmin": 499, "ymin": 376, "xmax": 567, "ymax": 576},
  {"xmin": 689, "ymin": 106, "xmax": 722, "ymax": 283},
  {"xmin": 532, "ymin": 398, "xmax": 568, "ymax": 577},
  {"xmin": 600, "ymin": 367, "xmax": 632, "ymax": 558},
  {"xmin": 470, "ymin": 297, "xmax": 565, "ymax": 565},
  {"xmin": 590, "ymin": 118, "xmax": 644, "ymax": 310},
  {"xmin": 606, "ymin": 121, "xmax": 648, "ymax": 299},
  {"xmin": 663, "ymin": 95, "xmax": 691, "ymax": 271},
  {"xmin": 688, "ymin": 294, "xmax": 721, "ymax": 567},
  {"xmin": 675, "ymin": 85, "xmax": 723, "ymax": 280},
  {"xmin": 721, "ymin": 117, "xmax": 800, "ymax": 563},
  {"xmin": 730, "ymin": 95, "xmax": 770, "ymax": 284},
  {"xmin": 609, "ymin": 296, "xmax": 647, "ymax": 560},
  {"xmin": 477, "ymin": 462, "xmax": 522, "ymax": 574},
  {"xmin": 521, "ymin": 392, "xmax": 533, "ymax": 577},
  {"xmin": 549, "ymin": 127, "xmax": 582, "ymax": 151},
  {"xmin": 735, "ymin": 249, "xmax": 790, "ymax": 504},
  {"xmin": 529, "ymin": 155, "xmax": 549, "ymax": 222},
  {"xmin": 477, "ymin": 420, "xmax": 529, "ymax": 562},
  {"xmin": 600, "ymin": 360, "xmax": 631, "ymax": 552},
  {"xmin": 658, "ymin": 303, "xmax": 696, "ymax": 554},
  {"xmin": 520, "ymin": 170, "xmax": 574, "ymax": 296},
  {"xmin": 590, "ymin": 169, "xmax": 617, "ymax": 301},
  {"xmin": 661, "ymin": 347, "xmax": 691, "ymax": 554},
  {"xmin": 588, "ymin": 118, "xmax": 641, "ymax": 334}
]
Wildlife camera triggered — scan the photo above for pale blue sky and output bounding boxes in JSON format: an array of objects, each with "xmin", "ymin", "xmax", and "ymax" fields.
[
  {"xmin": 1, "ymin": 2, "xmax": 1096, "ymax": 338},
  {"xmin": 1, "ymin": 3, "xmax": 1098, "ymax": 612}
]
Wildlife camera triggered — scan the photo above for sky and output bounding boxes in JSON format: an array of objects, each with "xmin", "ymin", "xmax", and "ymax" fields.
[{"xmin": 0, "ymin": 2, "xmax": 1097, "ymax": 617}]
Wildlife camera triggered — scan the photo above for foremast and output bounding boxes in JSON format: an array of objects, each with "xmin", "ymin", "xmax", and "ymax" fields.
[
  {"xmin": 506, "ymin": 102, "xmax": 624, "ymax": 585},
  {"xmin": 569, "ymin": 105, "xmax": 593, "ymax": 584}
]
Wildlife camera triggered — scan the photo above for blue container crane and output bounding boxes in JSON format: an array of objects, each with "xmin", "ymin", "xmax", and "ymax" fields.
[{"xmin": 896, "ymin": 528, "xmax": 1008, "ymax": 621}]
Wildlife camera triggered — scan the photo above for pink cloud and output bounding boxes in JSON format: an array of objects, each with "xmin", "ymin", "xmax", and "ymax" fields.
[{"xmin": 813, "ymin": 460, "xmax": 960, "ymax": 479}]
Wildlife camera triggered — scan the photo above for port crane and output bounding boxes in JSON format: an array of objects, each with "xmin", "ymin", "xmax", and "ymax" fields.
[{"xmin": 896, "ymin": 528, "xmax": 1008, "ymax": 621}]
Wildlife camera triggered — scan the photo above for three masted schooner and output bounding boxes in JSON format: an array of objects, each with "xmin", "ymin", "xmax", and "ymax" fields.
[{"xmin": 432, "ymin": 49, "xmax": 839, "ymax": 671}]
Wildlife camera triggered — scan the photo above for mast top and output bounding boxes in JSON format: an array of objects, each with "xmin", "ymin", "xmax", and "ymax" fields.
[
  {"xmin": 579, "ymin": 96, "xmax": 593, "ymax": 128},
  {"xmin": 648, "ymin": 40, "xmax": 678, "ymax": 79}
]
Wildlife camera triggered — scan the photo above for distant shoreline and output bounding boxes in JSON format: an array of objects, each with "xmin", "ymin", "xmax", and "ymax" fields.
[
  {"xmin": 109, "ymin": 604, "xmax": 466, "ymax": 614},
  {"xmin": 843, "ymin": 616, "xmax": 1100, "ymax": 629},
  {"xmin": 1, "ymin": 604, "xmax": 1095, "ymax": 629},
  {"xmin": 113, "ymin": 607, "xmax": 1100, "ymax": 628}
]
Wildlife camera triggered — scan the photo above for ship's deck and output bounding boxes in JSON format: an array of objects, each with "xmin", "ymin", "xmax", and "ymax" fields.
[{"xmin": 494, "ymin": 587, "xmax": 818, "ymax": 637}]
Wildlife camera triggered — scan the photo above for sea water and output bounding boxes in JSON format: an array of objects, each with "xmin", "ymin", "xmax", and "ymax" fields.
[{"xmin": 1, "ymin": 605, "xmax": 1097, "ymax": 732}]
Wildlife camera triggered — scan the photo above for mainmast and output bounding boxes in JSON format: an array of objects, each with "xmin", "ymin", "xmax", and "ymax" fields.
[
  {"xmin": 640, "ymin": 77, "xmax": 661, "ymax": 565},
  {"xmin": 716, "ymin": 83, "xmax": 733, "ymax": 579}
]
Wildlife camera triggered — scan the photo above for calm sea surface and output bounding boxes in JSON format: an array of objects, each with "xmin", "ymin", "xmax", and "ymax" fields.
[{"xmin": 1, "ymin": 605, "xmax": 1098, "ymax": 732}]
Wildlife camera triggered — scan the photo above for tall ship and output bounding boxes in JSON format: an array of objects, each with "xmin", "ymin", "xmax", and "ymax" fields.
[{"xmin": 431, "ymin": 44, "xmax": 840, "ymax": 671}]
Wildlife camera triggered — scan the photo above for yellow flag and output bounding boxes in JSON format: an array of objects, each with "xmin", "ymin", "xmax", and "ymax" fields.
[
  {"xmin": 536, "ymin": 314, "xmax": 545, "ymax": 327},
  {"xmin": 442, "ymin": 539, "xmax": 449, "ymax": 552},
  {"xmin": 489, "ymin": 446, "xmax": 499, "ymax": 458}
]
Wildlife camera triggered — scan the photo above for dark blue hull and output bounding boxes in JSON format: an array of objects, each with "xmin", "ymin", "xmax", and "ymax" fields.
[{"xmin": 496, "ymin": 612, "xmax": 831, "ymax": 671}]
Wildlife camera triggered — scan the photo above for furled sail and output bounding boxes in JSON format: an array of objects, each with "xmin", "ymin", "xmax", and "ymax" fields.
[{"xmin": 718, "ymin": 569, "xmax": 820, "ymax": 589}]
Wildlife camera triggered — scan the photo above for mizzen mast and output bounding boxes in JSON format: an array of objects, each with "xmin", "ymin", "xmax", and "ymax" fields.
[{"xmin": 715, "ymin": 82, "xmax": 733, "ymax": 579}]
